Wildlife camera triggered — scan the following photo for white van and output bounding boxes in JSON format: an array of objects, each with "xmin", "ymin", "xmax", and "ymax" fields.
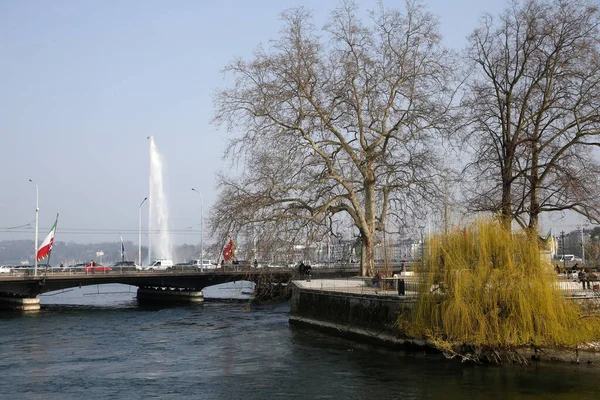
[
  {"xmin": 145, "ymin": 259, "xmax": 174, "ymax": 271},
  {"xmin": 190, "ymin": 259, "xmax": 218, "ymax": 271}
]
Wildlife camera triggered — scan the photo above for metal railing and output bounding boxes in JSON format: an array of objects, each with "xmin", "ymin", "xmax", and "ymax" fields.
[
  {"xmin": 554, "ymin": 275, "xmax": 600, "ymax": 298},
  {"xmin": 293, "ymin": 276, "xmax": 420, "ymax": 297},
  {"xmin": 293, "ymin": 275, "xmax": 600, "ymax": 301}
]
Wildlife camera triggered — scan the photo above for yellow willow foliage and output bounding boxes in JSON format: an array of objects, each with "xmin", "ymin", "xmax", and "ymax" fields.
[{"xmin": 400, "ymin": 219, "xmax": 600, "ymax": 353}]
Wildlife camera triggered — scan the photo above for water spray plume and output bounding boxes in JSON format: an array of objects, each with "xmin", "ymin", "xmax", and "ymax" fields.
[{"xmin": 148, "ymin": 136, "xmax": 172, "ymax": 260}]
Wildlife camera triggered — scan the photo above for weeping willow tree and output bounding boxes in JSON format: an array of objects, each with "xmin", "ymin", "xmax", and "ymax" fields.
[{"xmin": 398, "ymin": 219, "xmax": 600, "ymax": 364}]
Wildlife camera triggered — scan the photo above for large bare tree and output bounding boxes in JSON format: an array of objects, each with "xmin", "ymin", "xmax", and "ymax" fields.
[
  {"xmin": 211, "ymin": 0, "xmax": 455, "ymax": 276},
  {"xmin": 463, "ymin": 0, "xmax": 600, "ymax": 231}
]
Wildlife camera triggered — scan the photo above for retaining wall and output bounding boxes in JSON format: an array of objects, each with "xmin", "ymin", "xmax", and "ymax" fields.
[
  {"xmin": 289, "ymin": 279, "xmax": 600, "ymax": 364},
  {"xmin": 289, "ymin": 280, "xmax": 418, "ymax": 348}
]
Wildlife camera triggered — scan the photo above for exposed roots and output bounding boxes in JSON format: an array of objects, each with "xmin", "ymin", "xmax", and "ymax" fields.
[{"xmin": 251, "ymin": 270, "xmax": 292, "ymax": 302}]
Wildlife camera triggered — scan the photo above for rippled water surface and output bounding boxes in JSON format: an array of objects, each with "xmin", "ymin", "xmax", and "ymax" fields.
[{"xmin": 1, "ymin": 284, "xmax": 599, "ymax": 399}]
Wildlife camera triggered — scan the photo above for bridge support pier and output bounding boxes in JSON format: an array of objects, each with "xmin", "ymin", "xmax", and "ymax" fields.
[
  {"xmin": 0, "ymin": 294, "xmax": 40, "ymax": 311},
  {"xmin": 136, "ymin": 287, "xmax": 204, "ymax": 304}
]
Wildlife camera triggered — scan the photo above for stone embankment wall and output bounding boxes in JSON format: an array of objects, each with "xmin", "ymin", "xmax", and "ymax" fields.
[
  {"xmin": 289, "ymin": 279, "xmax": 600, "ymax": 364},
  {"xmin": 289, "ymin": 279, "xmax": 418, "ymax": 348}
]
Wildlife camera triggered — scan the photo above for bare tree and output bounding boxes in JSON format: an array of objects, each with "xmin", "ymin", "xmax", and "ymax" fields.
[
  {"xmin": 211, "ymin": 0, "xmax": 456, "ymax": 276},
  {"xmin": 463, "ymin": 0, "xmax": 600, "ymax": 230}
]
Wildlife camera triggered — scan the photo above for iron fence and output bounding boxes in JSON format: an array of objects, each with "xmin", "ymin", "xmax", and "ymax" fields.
[{"xmin": 293, "ymin": 276, "xmax": 420, "ymax": 297}]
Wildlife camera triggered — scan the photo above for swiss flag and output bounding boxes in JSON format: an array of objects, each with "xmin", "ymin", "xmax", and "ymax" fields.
[{"xmin": 223, "ymin": 238, "xmax": 235, "ymax": 262}]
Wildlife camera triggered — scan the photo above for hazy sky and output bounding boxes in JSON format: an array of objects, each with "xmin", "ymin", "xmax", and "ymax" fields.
[{"xmin": 0, "ymin": 0, "xmax": 582, "ymax": 247}]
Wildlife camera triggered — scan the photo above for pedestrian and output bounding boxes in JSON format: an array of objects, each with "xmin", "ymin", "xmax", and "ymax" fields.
[
  {"xmin": 585, "ymin": 269, "xmax": 592, "ymax": 289},
  {"xmin": 589, "ymin": 271, "xmax": 597, "ymax": 289},
  {"xmin": 578, "ymin": 269, "xmax": 587, "ymax": 290},
  {"xmin": 298, "ymin": 262, "xmax": 306, "ymax": 275},
  {"xmin": 372, "ymin": 271, "xmax": 381, "ymax": 288}
]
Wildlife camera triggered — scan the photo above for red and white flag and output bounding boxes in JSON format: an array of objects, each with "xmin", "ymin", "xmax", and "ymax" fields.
[
  {"xmin": 223, "ymin": 237, "xmax": 235, "ymax": 262},
  {"xmin": 37, "ymin": 214, "xmax": 59, "ymax": 261}
]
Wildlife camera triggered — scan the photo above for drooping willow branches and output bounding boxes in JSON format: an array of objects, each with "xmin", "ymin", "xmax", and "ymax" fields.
[{"xmin": 399, "ymin": 219, "xmax": 600, "ymax": 363}]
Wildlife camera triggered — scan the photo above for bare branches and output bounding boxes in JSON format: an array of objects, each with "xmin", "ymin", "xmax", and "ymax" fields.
[
  {"xmin": 463, "ymin": 0, "xmax": 600, "ymax": 230},
  {"xmin": 211, "ymin": 0, "xmax": 455, "ymax": 276}
]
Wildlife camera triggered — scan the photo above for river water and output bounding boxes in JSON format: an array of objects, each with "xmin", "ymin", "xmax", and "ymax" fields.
[{"xmin": 1, "ymin": 284, "xmax": 599, "ymax": 399}]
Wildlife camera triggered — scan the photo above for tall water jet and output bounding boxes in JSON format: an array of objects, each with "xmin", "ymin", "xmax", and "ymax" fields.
[{"xmin": 148, "ymin": 136, "xmax": 172, "ymax": 262}]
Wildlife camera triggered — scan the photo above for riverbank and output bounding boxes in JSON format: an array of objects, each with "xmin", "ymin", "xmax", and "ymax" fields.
[{"xmin": 289, "ymin": 278, "xmax": 600, "ymax": 365}]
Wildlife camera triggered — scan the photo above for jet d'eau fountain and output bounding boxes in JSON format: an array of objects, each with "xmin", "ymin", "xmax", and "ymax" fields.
[{"xmin": 148, "ymin": 136, "xmax": 172, "ymax": 263}]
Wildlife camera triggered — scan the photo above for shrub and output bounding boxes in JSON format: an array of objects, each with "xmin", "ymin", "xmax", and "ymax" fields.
[{"xmin": 398, "ymin": 219, "xmax": 600, "ymax": 363}]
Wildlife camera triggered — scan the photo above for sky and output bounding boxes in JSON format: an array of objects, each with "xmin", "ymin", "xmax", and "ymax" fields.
[{"xmin": 0, "ymin": 0, "xmax": 585, "ymax": 248}]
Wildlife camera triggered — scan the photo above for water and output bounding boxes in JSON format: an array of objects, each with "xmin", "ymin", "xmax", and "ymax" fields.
[
  {"xmin": 148, "ymin": 136, "xmax": 172, "ymax": 262},
  {"xmin": 1, "ymin": 286, "xmax": 600, "ymax": 400}
]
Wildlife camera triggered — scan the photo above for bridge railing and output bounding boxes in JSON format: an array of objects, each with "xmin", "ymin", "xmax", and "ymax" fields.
[{"xmin": 3, "ymin": 266, "xmax": 297, "ymax": 277}]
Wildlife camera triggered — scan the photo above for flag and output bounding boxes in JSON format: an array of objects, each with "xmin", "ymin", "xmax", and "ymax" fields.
[
  {"xmin": 223, "ymin": 237, "xmax": 235, "ymax": 262},
  {"xmin": 37, "ymin": 214, "xmax": 59, "ymax": 261},
  {"xmin": 120, "ymin": 236, "xmax": 126, "ymax": 261}
]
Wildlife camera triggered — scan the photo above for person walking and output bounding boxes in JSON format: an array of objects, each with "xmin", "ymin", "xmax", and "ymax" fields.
[
  {"xmin": 578, "ymin": 269, "xmax": 587, "ymax": 290},
  {"xmin": 585, "ymin": 269, "xmax": 592, "ymax": 290},
  {"xmin": 372, "ymin": 271, "xmax": 381, "ymax": 289}
]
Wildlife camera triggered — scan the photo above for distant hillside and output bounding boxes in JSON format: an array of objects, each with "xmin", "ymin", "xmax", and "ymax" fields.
[{"xmin": 0, "ymin": 240, "xmax": 204, "ymax": 266}]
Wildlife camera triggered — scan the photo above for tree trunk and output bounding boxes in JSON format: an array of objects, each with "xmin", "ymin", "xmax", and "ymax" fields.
[
  {"xmin": 361, "ymin": 233, "xmax": 375, "ymax": 277},
  {"xmin": 361, "ymin": 163, "xmax": 376, "ymax": 277},
  {"xmin": 500, "ymin": 144, "xmax": 514, "ymax": 230},
  {"xmin": 500, "ymin": 170, "xmax": 512, "ymax": 230},
  {"xmin": 528, "ymin": 144, "xmax": 540, "ymax": 231}
]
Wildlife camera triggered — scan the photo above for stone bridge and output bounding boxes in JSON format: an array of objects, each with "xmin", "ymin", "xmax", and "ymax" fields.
[{"xmin": 0, "ymin": 267, "xmax": 359, "ymax": 310}]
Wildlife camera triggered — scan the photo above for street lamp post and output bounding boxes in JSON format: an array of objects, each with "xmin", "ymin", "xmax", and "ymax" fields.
[
  {"xmin": 29, "ymin": 179, "xmax": 39, "ymax": 276},
  {"xmin": 139, "ymin": 197, "xmax": 148, "ymax": 267},
  {"xmin": 191, "ymin": 188, "xmax": 203, "ymax": 271}
]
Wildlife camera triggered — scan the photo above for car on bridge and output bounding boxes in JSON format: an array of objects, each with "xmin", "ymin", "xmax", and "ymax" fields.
[
  {"xmin": 184, "ymin": 259, "xmax": 218, "ymax": 271},
  {"xmin": 64, "ymin": 263, "xmax": 87, "ymax": 272},
  {"xmin": 110, "ymin": 261, "xmax": 140, "ymax": 272},
  {"xmin": 10, "ymin": 266, "xmax": 33, "ymax": 274},
  {"xmin": 144, "ymin": 259, "xmax": 174, "ymax": 271},
  {"xmin": 84, "ymin": 263, "xmax": 112, "ymax": 273},
  {"xmin": 0, "ymin": 265, "xmax": 14, "ymax": 274},
  {"xmin": 42, "ymin": 264, "xmax": 64, "ymax": 273}
]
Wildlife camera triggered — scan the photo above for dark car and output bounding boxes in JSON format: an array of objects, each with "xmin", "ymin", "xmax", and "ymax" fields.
[
  {"xmin": 110, "ymin": 261, "xmax": 139, "ymax": 271},
  {"xmin": 64, "ymin": 263, "xmax": 87, "ymax": 272}
]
